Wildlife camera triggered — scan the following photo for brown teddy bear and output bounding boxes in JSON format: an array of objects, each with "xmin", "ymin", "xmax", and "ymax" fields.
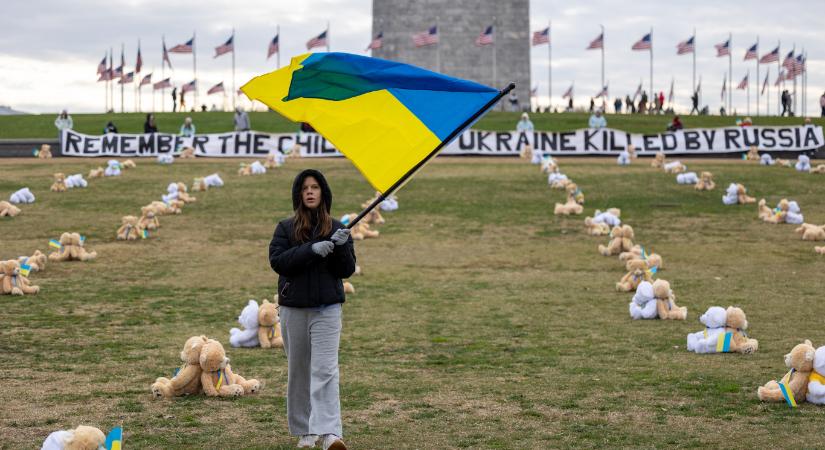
[
  {"xmin": 50, "ymin": 173, "xmax": 68, "ymax": 192},
  {"xmin": 584, "ymin": 217, "xmax": 610, "ymax": 236},
  {"xmin": 121, "ymin": 159, "xmax": 136, "ymax": 169},
  {"xmin": 364, "ymin": 208, "xmax": 385, "ymax": 225},
  {"xmin": 1, "ymin": 260, "xmax": 40, "ymax": 295},
  {"xmin": 175, "ymin": 182, "xmax": 196, "ymax": 203},
  {"xmin": 816, "ymin": 246, "xmax": 825, "ymax": 255},
  {"xmin": 257, "ymin": 299, "xmax": 283, "ymax": 349},
  {"xmin": 345, "ymin": 214, "xmax": 379, "ymax": 240},
  {"xmin": 179, "ymin": 147, "xmax": 196, "ymax": 158},
  {"xmin": 264, "ymin": 153, "xmax": 282, "ymax": 169},
  {"xmin": 651, "ymin": 151, "xmax": 665, "ymax": 168},
  {"xmin": 344, "ymin": 281, "xmax": 355, "ymax": 293},
  {"xmin": 618, "ymin": 225, "xmax": 635, "ymax": 252},
  {"xmin": 722, "ymin": 307, "xmax": 759, "ymax": 353},
  {"xmin": 238, "ymin": 163, "xmax": 252, "ymax": 176},
  {"xmin": 652, "ymin": 279, "xmax": 687, "ymax": 320},
  {"xmin": 116, "ymin": 215, "xmax": 143, "ymax": 240},
  {"xmin": 811, "ymin": 164, "xmax": 825, "ymax": 174},
  {"xmin": 37, "ymin": 144, "xmax": 53, "ymax": 159},
  {"xmin": 694, "ymin": 171, "xmax": 716, "ymax": 191},
  {"xmin": 0, "ymin": 201, "xmax": 21, "ymax": 217},
  {"xmin": 736, "ymin": 184, "xmax": 756, "ymax": 204},
  {"xmin": 775, "ymin": 158, "xmax": 793, "ymax": 168},
  {"xmin": 226, "ymin": 363, "xmax": 262, "ymax": 395},
  {"xmin": 148, "ymin": 200, "xmax": 181, "ymax": 215},
  {"xmin": 619, "ymin": 246, "xmax": 663, "ymax": 271},
  {"xmin": 192, "ymin": 177, "xmax": 208, "ymax": 192},
  {"xmin": 553, "ymin": 199, "xmax": 583, "ymax": 216},
  {"xmin": 616, "ymin": 259, "xmax": 653, "ymax": 292},
  {"xmin": 48, "ymin": 232, "xmax": 97, "ymax": 262},
  {"xmin": 757, "ymin": 199, "xmax": 773, "ymax": 221},
  {"xmin": 663, "ymin": 161, "xmax": 687, "ymax": 174},
  {"xmin": 18, "ymin": 250, "xmax": 47, "ymax": 272},
  {"xmin": 88, "ymin": 167, "xmax": 104, "ymax": 178},
  {"xmin": 549, "ymin": 176, "xmax": 571, "ymax": 190},
  {"xmin": 757, "ymin": 339, "xmax": 815, "ymax": 404},
  {"xmin": 287, "ymin": 143, "xmax": 302, "ymax": 158},
  {"xmin": 139, "ymin": 207, "xmax": 160, "ymax": 230},
  {"xmin": 795, "ymin": 223, "xmax": 825, "ymax": 241},
  {"xmin": 763, "ymin": 199, "xmax": 789, "ymax": 224},
  {"xmin": 151, "ymin": 335, "xmax": 208, "ymax": 398},
  {"xmin": 198, "ymin": 339, "xmax": 245, "ymax": 397},
  {"xmin": 598, "ymin": 226, "xmax": 624, "ymax": 256},
  {"xmin": 746, "ymin": 146, "xmax": 760, "ymax": 161}
]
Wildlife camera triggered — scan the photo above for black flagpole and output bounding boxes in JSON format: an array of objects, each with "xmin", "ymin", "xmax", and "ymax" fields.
[{"xmin": 346, "ymin": 82, "xmax": 516, "ymax": 229}]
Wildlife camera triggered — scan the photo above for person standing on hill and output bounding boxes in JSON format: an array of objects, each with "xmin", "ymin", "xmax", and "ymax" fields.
[
  {"xmin": 179, "ymin": 117, "xmax": 196, "ymax": 137},
  {"xmin": 588, "ymin": 109, "xmax": 607, "ymax": 128},
  {"xmin": 820, "ymin": 92, "xmax": 825, "ymax": 117},
  {"xmin": 171, "ymin": 87, "xmax": 178, "ymax": 113},
  {"xmin": 234, "ymin": 107, "xmax": 251, "ymax": 131},
  {"xmin": 144, "ymin": 113, "xmax": 158, "ymax": 133},
  {"xmin": 54, "ymin": 109, "xmax": 73, "ymax": 132}
]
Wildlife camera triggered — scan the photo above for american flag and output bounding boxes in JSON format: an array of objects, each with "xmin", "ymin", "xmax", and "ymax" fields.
[
  {"xmin": 761, "ymin": 72, "xmax": 769, "ymax": 95},
  {"xmin": 366, "ymin": 31, "xmax": 383, "ymax": 51},
  {"xmin": 162, "ymin": 39, "xmax": 173, "ymax": 69},
  {"xmin": 782, "ymin": 50, "xmax": 795, "ymax": 70},
  {"xmin": 743, "ymin": 43, "xmax": 758, "ymax": 61},
  {"xmin": 113, "ymin": 64, "xmax": 123, "ymax": 79},
  {"xmin": 97, "ymin": 69, "xmax": 112, "ymax": 82},
  {"xmin": 181, "ymin": 80, "xmax": 197, "ymax": 93},
  {"xmin": 595, "ymin": 85, "xmax": 608, "ymax": 98},
  {"xmin": 118, "ymin": 72, "xmax": 134, "ymax": 84},
  {"xmin": 214, "ymin": 34, "xmax": 234, "ymax": 58},
  {"xmin": 784, "ymin": 70, "xmax": 795, "ymax": 81},
  {"xmin": 632, "ymin": 33, "xmax": 651, "ymax": 51},
  {"xmin": 736, "ymin": 74, "xmax": 748, "ymax": 90},
  {"xmin": 759, "ymin": 46, "xmax": 779, "ymax": 64},
  {"xmin": 153, "ymin": 78, "xmax": 172, "ymax": 90},
  {"xmin": 632, "ymin": 82, "xmax": 642, "ymax": 99},
  {"xmin": 676, "ymin": 36, "xmax": 694, "ymax": 55},
  {"xmin": 721, "ymin": 77, "xmax": 726, "ymax": 101},
  {"xmin": 562, "ymin": 84, "xmax": 573, "ymax": 99},
  {"xmin": 789, "ymin": 53, "xmax": 805, "ymax": 78},
  {"xmin": 586, "ymin": 32, "xmax": 603, "ymax": 50},
  {"xmin": 475, "ymin": 25, "xmax": 494, "ymax": 46},
  {"xmin": 97, "ymin": 55, "xmax": 107, "ymax": 75},
  {"xmin": 775, "ymin": 70, "xmax": 785, "ymax": 86},
  {"xmin": 140, "ymin": 73, "xmax": 152, "ymax": 86},
  {"xmin": 169, "ymin": 37, "xmax": 194, "ymax": 54},
  {"xmin": 268, "ymin": 34, "xmax": 279, "ymax": 59},
  {"xmin": 207, "ymin": 82, "xmax": 225, "ymax": 95},
  {"xmin": 136, "ymin": 46, "xmax": 143, "ymax": 73},
  {"xmin": 413, "ymin": 26, "xmax": 439, "ymax": 47},
  {"xmin": 532, "ymin": 27, "xmax": 549, "ymax": 46},
  {"xmin": 306, "ymin": 30, "xmax": 328, "ymax": 50},
  {"xmin": 715, "ymin": 39, "xmax": 730, "ymax": 57}
]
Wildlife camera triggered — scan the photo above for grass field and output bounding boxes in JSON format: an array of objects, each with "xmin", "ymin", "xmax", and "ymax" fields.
[
  {"xmin": 2, "ymin": 156, "xmax": 825, "ymax": 449},
  {"xmin": 0, "ymin": 111, "xmax": 822, "ymax": 139}
]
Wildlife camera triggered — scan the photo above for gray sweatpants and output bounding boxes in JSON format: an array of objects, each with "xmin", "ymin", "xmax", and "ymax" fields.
[{"xmin": 280, "ymin": 304, "xmax": 343, "ymax": 437}]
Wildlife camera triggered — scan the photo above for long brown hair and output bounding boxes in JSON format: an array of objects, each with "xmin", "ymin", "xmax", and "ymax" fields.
[{"xmin": 293, "ymin": 198, "xmax": 332, "ymax": 243}]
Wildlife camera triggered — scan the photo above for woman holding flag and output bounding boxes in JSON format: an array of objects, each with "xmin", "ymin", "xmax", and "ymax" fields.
[{"xmin": 269, "ymin": 169, "xmax": 355, "ymax": 450}]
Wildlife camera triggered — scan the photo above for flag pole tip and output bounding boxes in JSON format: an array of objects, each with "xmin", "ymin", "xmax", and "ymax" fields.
[{"xmin": 503, "ymin": 82, "xmax": 516, "ymax": 93}]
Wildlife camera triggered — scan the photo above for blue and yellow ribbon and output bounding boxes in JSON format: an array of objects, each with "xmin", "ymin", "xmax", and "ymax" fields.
[
  {"xmin": 716, "ymin": 332, "xmax": 732, "ymax": 352},
  {"xmin": 19, "ymin": 264, "xmax": 31, "ymax": 277},
  {"xmin": 778, "ymin": 369, "xmax": 798, "ymax": 408},
  {"xmin": 49, "ymin": 239, "xmax": 62, "ymax": 249},
  {"xmin": 215, "ymin": 370, "xmax": 226, "ymax": 390}
]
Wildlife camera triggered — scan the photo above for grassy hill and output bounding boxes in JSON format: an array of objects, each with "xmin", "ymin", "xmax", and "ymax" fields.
[{"xmin": 1, "ymin": 111, "xmax": 821, "ymax": 139}]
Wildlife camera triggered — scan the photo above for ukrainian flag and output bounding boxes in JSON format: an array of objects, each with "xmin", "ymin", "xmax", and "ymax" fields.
[
  {"xmin": 241, "ymin": 52, "xmax": 501, "ymax": 193},
  {"xmin": 105, "ymin": 426, "xmax": 122, "ymax": 450}
]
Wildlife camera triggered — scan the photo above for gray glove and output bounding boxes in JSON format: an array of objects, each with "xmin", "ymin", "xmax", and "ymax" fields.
[
  {"xmin": 330, "ymin": 228, "xmax": 351, "ymax": 246},
  {"xmin": 311, "ymin": 241, "xmax": 335, "ymax": 257}
]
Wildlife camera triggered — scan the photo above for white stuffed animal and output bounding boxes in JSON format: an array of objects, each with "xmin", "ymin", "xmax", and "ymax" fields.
[
  {"xmin": 547, "ymin": 172, "xmax": 568, "ymax": 186},
  {"xmin": 162, "ymin": 182, "xmax": 180, "ymax": 204},
  {"xmin": 204, "ymin": 173, "xmax": 224, "ymax": 187},
  {"xmin": 795, "ymin": 154, "xmax": 811, "ymax": 172},
  {"xmin": 676, "ymin": 172, "xmax": 699, "ymax": 185},
  {"xmin": 41, "ymin": 425, "xmax": 105, "ymax": 450},
  {"xmin": 722, "ymin": 183, "xmax": 739, "ymax": 205},
  {"xmin": 663, "ymin": 161, "xmax": 686, "ymax": 173},
  {"xmin": 380, "ymin": 195, "xmax": 399, "ymax": 212},
  {"xmin": 629, "ymin": 281, "xmax": 657, "ymax": 320},
  {"xmin": 616, "ymin": 150, "xmax": 632, "ymax": 166},
  {"xmin": 530, "ymin": 147, "xmax": 543, "ymax": 164},
  {"xmin": 592, "ymin": 209, "xmax": 621, "ymax": 227},
  {"xmin": 104, "ymin": 159, "xmax": 121, "ymax": 177},
  {"xmin": 806, "ymin": 346, "xmax": 825, "ymax": 405},
  {"xmin": 157, "ymin": 154, "xmax": 174, "ymax": 164},
  {"xmin": 540, "ymin": 155, "xmax": 555, "ymax": 172},
  {"xmin": 229, "ymin": 300, "xmax": 261, "ymax": 348},
  {"xmin": 686, "ymin": 306, "xmax": 727, "ymax": 353},
  {"xmin": 65, "ymin": 174, "xmax": 88, "ymax": 189},
  {"xmin": 760, "ymin": 153, "xmax": 774, "ymax": 166},
  {"xmin": 9, "ymin": 187, "xmax": 35, "ymax": 204},
  {"xmin": 785, "ymin": 200, "xmax": 804, "ymax": 224},
  {"xmin": 250, "ymin": 160, "xmax": 267, "ymax": 174}
]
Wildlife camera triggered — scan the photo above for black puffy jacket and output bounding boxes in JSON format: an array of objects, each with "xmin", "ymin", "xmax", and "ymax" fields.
[{"xmin": 269, "ymin": 169, "xmax": 356, "ymax": 308}]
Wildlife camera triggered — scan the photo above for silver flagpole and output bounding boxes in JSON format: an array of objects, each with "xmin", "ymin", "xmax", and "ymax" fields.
[
  {"xmin": 792, "ymin": 43, "xmax": 796, "ymax": 116},
  {"xmin": 120, "ymin": 43, "xmax": 125, "ymax": 114},
  {"xmin": 728, "ymin": 33, "xmax": 732, "ymax": 115},
  {"xmin": 649, "ymin": 28, "xmax": 653, "ymax": 107},
  {"xmin": 232, "ymin": 28, "xmax": 236, "ymax": 111},
  {"xmin": 600, "ymin": 24, "xmax": 605, "ymax": 94},
  {"xmin": 193, "ymin": 30, "xmax": 198, "ymax": 111},
  {"xmin": 548, "ymin": 20, "xmax": 551, "ymax": 111},
  {"xmin": 756, "ymin": 35, "xmax": 759, "ymax": 116}
]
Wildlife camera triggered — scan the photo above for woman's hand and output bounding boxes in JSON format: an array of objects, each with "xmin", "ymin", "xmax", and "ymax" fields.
[
  {"xmin": 311, "ymin": 241, "xmax": 335, "ymax": 257},
  {"xmin": 330, "ymin": 228, "xmax": 351, "ymax": 246}
]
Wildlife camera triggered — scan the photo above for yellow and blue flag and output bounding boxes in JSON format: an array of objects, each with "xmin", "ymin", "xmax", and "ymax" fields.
[
  {"xmin": 49, "ymin": 239, "xmax": 62, "ymax": 249},
  {"xmin": 19, "ymin": 264, "xmax": 31, "ymax": 277},
  {"xmin": 241, "ymin": 52, "xmax": 501, "ymax": 193},
  {"xmin": 716, "ymin": 332, "xmax": 732, "ymax": 352},
  {"xmin": 105, "ymin": 426, "xmax": 122, "ymax": 450}
]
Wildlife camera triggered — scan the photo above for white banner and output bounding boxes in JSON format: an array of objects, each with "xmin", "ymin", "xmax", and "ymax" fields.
[{"xmin": 61, "ymin": 125, "xmax": 823, "ymax": 158}]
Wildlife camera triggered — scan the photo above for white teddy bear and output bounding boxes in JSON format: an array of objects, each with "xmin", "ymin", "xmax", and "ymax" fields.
[
  {"xmin": 530, "ymin": 146, "xmax": 543, "ymax": 164},
  {"xmin": 250, "ymin": 161, "xmax": 267, "ymax": 174},
  {"xmin": 795, "ymin": 154, "xmax": 811, "ymax": 172},
  {"xmin": 686, "ymin": 306, "xmax": 727, "ymax": 353},
  {"xmin": 629, "ymin": 281, "xmax": 657, "ymax": 320},
  {"xmin": 676, "ymin": 172, "xmax": 699, "ymax": 185},
  {"xmin": 785, "ymin": 200, "xmax": 804, "ymax": 224},
  {"xmin": 380, "ymin": 194, "xmax": 399, "ymax": 212},
  {"xmin": 806, "ymin": 346, "xmax": 825, "ymax": 405},
  {"xmin": 760, "ymin": 153, "xmax": 774, "ymax": 166},
  {"xmin": 64, "ymin": 174, "xmax": 88, "ymax": 189},
  {"xmin": 722, "ymin": 183, "xmax": 739, "ymax": 205},
  {"xmin": 9, "ymin": 187, "xmax": 35, "ymax": 204},
  {"xmin": 547, "ymin": 172, "xmax": 568, "ymax": 186},
  {"xmin": 204, "ymin": 173, "xmax": 224, "ymax": 187},
  {"xmin": 616, "ymin": 150, "xmax": 632, "ymax": 166},
  {"xmin": 663, "ymin": 161, "xmax": 686, "ymax": 173},
  {"xmin": 540, "ymin": 155, "xmax": 555, "ymax": 172},
  {"xmin": 592, "ymin": 209, "xmax": 621, "ymax": 227},
  {"xmin": 104, "ymin": 159, "xmax": 121, "ymax": 177},
  {"xmin": 162, "ymin": 182, "xmax": 179, "ymax": 204},
  {"xmin": 229, "ymin": 300, "xmax": 260, "ymax": 348},
  {"xmin": 157, "ymin": 154, "xmax": 174, "ymax": 164}
]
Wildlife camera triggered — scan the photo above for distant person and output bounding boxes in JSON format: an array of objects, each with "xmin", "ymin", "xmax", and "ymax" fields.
[
  {"xmin": 171, "ymin": 87, "xmax": 178, "ymax": 113},
  {"xmin": 567, "ymin": 97, "xmax": 573, "ymax": 112},
  {"xmin": 739, "ymin": 116, "xmax": 753, "ymax": 127},
  {"xmin": 144, "ymin": 113, "xmax": 158, "ymax": 133},
  {"xmin": 690, "ymin": 91, "xmax": 699, "ymax": 115},
  {"xmin": 103, "ymin": 121, "xmax": 118, "ymax": 134},
  {"xmin": 516, "ymin": 112, "xmax": 534, "ymax": 133},
  {"xmin": 588, "ymin": 109, "xmax": 607, "ymax": 128},
  {"xmin": 667, "ymin": 115, "xmax": 683, "ymax": 132},
  {"xmin": 639, "ymin": 91, "xmax": 648, "ymax": 114},
  {"xmin": 625, "ymin": 95, "xmax": 635, "ymax": 114},
  {"xmin": 613, "ymin": 97, "xmax": 622, "ymax": 114},
  {"xmin": 234, "ymin": 107, "xmax": 251, "ymax": 131},
  {"xmin": 180, "ymin": 90, "xmax": 186, "ymax": 112},
  {"xmin": 820, "ymin": 92, "xmax": 825, "ymax": 117},
  {"xmin": 508, "ymin": 90, "xmax": 519, "ymax": 112},
  {"xmin": 211, "ymin": 103, "xmax": 219, "ymax": 112},
  {"xmin": 658, "ymin": 91, "xmax": 665, "ymax": 113},
  {"xmin": 589, "ymin": 97, "xmax": 595, "ymax": 113},
  {"xmin": 201, "ymin": 104, "xmax": 207, "ymax": 112},
  {"xmin": 781, "ymin": 90, "xmax": 790, "ymax": 116},
  {"xmin": 54, "ymin": 109, "xmax": 73, "ymax": 132},
  {"xmin": 179, "ymin": 117, "xmax": 196, "ymax": 137},
  {"xmin": 719, "ymin": 106, "xmax": 727, "ymax": 116}
]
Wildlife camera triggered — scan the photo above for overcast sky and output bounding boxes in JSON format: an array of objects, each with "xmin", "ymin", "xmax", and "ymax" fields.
[{"xmin": 1, "ymin": 0, "xmax": 822, "ymax": 117}]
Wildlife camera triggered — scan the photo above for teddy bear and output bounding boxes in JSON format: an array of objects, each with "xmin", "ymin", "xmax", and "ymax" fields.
[
  {"xmin": 554, "ymin": 198, "xmax": 583, "ymax": 216},
  {"xmin": 616, "ymin": 259, "xmax": 653, "ymax": 292},
  {"xmin": 121, "ymin": 159, "xmax": 136, "ymax": 169},
  {"xmin": 174, "ymin": 182, "xmax": 196, "ymax": 203},
  {"xmin": 264, "ymin": 151, "xmax": 285, "ymax": 169},
  {"xmin": 686, "ymin": 306, "xmax": 727, "ymax": 353},
  {"xmin": 736, "ymin": 184, "xmax": 755, "ymax": 204},
  {"xmin": 652, "ymin": 279, "xmax": 687, "ymax": 320},
  {"xmin": 257, "ymin": 299, "xmax": 283, "ymax": 349},
  {"xmin": 628, "ymin": 281, "xmax": 657, "ymax": 319},
  {"xmin": 548, "ymin": 172, "xmax": 570, "ymax": 189},
  {"xmin": 592, "ymin": 208, "xmax": 621, "ymax": 227},
  {"xmin": 18, "ymin": 250, "xmax": 47, "ymax": 272},
  {"xmin": 765, "ymin": 199, "xmax": 803, "ymax": 224},
  {"xmin": 722, "ymin": 306, "xmax": 759, "ymax": 354},
  {"xmin": 192, "ymin": 177, "xmax": 208, "ymax": 192},
  {"xmin": 229, "ymin": 300, "xmax": 261, "ymax": 348},
  {"xmin": 380, "ymin": 194, "xmax": 399, "ymax": 212},
  {"xmin": 65, "ymin": 174, "xmax": 88, "ymax": 189},
  {"xmin": 139, "ymin": 207, "xmax": 160, "ymax": 230},
  {"xmin": 694, "ymin": 172, "xmax": 715, "ymax": 191},
  {"xmin": 795, "ymin": 154, "xmax": 811, "ymax": 172},
  {"xmin": 618, "ymin": 246, "xmax": 663, "ymax": 271},
  {"xmin": 651, "ymin": 151, "xmax": 665, "ymax": 168},
  {"xmin": 0, "ymin": 201, "xmax": 21, "ymax": 217},
  {"xmin": 50, "ymin": 173, "xmax": 68, "ymax": 192},
  {"xmin": 48, "ymin": 232, "xmax": 97, "ymax": 262},
  {"xmin": 149, "ymin": 200, "xmax": 182, "ymax": 215},
  {"xmin": 598, "ymin": 226, "xmax": 624, "ymax": 256},
  {"xmin": 806, "ymin": 346, "xmax": 825, "ymax": 405},
  {"xmin": 36, "ymin": 144, "xmax": 53, "ymax": 159},
  {"xmin": 746, "ymin": 145, "xmax": 760, "ymax": 161},
  {"xmin": 565, "ymin": 183, "xmax": 584, "ymax": 205},
  {"xmin": 795, "ymin": 223, "xmax": 825, "ymax": 241},
  {"xmin": 116, "ymin": 215, "xmax": 143, "ymax": 241},
  {"xmin": 816, "ymin": 246, "xmax": 825, "ymax": 255},
  {"xmin": 250, "ymin": 161, "xmax": 266, "ymax": 174},
  {"xmin": 757, "ymin": 199, "xmax": 773, "ymax": 221},
  {"xmin": 757, "ymin": 339, "xmax": 815, "ymax": 405},
  {"xmin": 88, "ymin": 167, "xmax": 105, "ymax": 178},
  {"xmin": 722, "ymin": 183, "xmax": 751, "ymax": 205},
  {"xmin": 663, "ymin": 161, "xmax": 686, "ymax": 174},
  {"xmin": 785, "ymin": 201, "xmax": 804, "ymax": 224},
  {"xmin": 775, "ymin": 158, "xmax": 793, "ymax": 168},
  {"xmin": 530, "ymin": 145, "xmax": 543, "ymax": 164},
  {"xmin": 204, "ymin": 173, "xmax": 224, "ymax": 187},
  {"xmin": 616, "ymin": 225, "xmax": 635, "ymax": 253},
  {"xmin": 364, "ymin": 208, "xmax": 385, "ymax": 225},
  {"xmin": 179, "ymin": 147, "xmax": 196, "ymax": 158},
  {"xmin": 616, "ymin": 149, "xmax": 632, "ymax": 166},
  {"xmin": 225, "ymin": 363, "xmax": 262, "ymax": 395},
  {"xmin": 584, "ymin": 216, "xmax": 610, "ymax": 236},
  {"xmin": 151, "ymin": 335, "xmax": 208, "ymax": 398},
  {"xmin": 40, "ymin": 425, "xmax": 105, "ymax": 450},
  {"xmin": 0, "ymin": 260, "xmax": 40, "ymax": 296},
  {"xmin": 104, "ymin": 160, "xmax": 122, "ymax": 177},
  {"xmin": 9, "ymin": 187, "xmax": 35, "ymax": 204},
  {"xmin": 343, "ymin": 281, "xmax": 355, "ymax": 293},
  {"xmin": 541, "ymin": 157, "xmax": 558, "ymax": 175},
  {"xmin": 760, "ymin": 153, "xmax": 775, "ymax": 166},
  {"xmin": 811, "ymin": 164, "xmax": 825, "ymax": 174},
  {"xmin": 287, "ymin": 143, "xmax": 302, "ymax": 158},
  {"xmin": 676, "ymin": 172, "xmax": 698, "ymax": 185},
  {"xmin": 198, "ymin": 339, "xmax": 245, "ymax": 397},
  {"xmin": 157, "ymin": 154, "xmax": 174, "ymax": 164},
  {"xmin": 162, "ymin": 182, "xmax": 180, "ymax": 204},
  {"xmin": 238, "ymin": 163, "xmax": 253, "ymax": 176}
]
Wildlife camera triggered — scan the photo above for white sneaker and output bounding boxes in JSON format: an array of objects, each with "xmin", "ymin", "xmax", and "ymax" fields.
[
  {"xmin": 297, "ymin": 434, "xmax": 318, "ymax": 448},
  {"xmin": 322, "ymin": 434, "xmax": 347, "ymax": 450}
]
